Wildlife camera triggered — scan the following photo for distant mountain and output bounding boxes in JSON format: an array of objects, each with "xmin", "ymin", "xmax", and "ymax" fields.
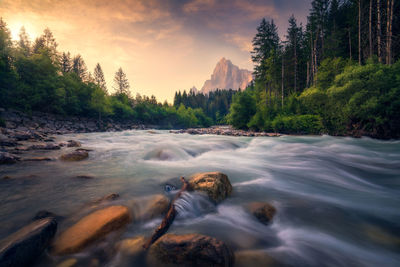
[
  {"xmin": 201, "ymin": 58, "xmax": 253, "ymax": 94},
  {"xmin": 189, "ymin": 86, "xmax": 198, "ymax": 94}
]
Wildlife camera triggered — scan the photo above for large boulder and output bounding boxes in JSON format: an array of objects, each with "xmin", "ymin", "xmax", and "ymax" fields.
[
  {"xmin": 247, "ymin": 202, "xmax": 276, "ymax": 225},
  {"xmin": 0, "ymin": 152, "xmax": 19, "ymax": 164},
  {"xmin": 59, "ymin": 150, "xmax": 88, "ymax": 162},
  {"xmin": 52, "ymin": 206, "xmax": 131, "ymax": 255},
  {"xmin": 0, "ymin": 218, "xmax": 57, "ymax": 267},
  {"xmin": 147, "ymin": 233, "xmax": 234, "ymax": 267},
  {"xmin": 189, "ymin": 172, "xmax": 232, "ymax": 203}
]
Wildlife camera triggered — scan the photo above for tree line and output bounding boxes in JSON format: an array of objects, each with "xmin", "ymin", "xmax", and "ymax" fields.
[
  {"xmin": 173, "ymin": 89, "xmax": 236, "ymax": 124},
  {"xmin": 227, "ymin": 0, "xmax": 400, "ymax": 139},
  {"xmin": 0, "ymin": 19, "xmax": 212, "ymax": 128}
]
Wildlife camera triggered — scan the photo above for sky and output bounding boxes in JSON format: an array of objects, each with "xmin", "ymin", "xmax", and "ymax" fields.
[{"xmin": 0, "ymin": 0, "xmax": 312, "ymax": 102}]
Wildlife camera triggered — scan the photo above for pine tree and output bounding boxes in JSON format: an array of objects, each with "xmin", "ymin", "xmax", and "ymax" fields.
[
  {"xmin": 286, "ymin": 15, "xmax": 303, "ymax": 93},
  {"xmin": 72, "ymin": 54, "xmax": 88, "ymax": 81},
  {"xmin": 94, "ymin": 63, "xmax": 107, "ymax": 93},
  {"xmin": 113, "ymin": 67, "xmax": 130, "ymax": 95},
  {"xmin": 251, "ymin": 18, "xmax": 280, "ymax": 80},
  {"xmin": 42, "ymin": 28, "xmax": 57, "ymax": 54},
  {"xmin": 18, "ymin": 27, "xmax": 31, "ymax": 56},
  {"xmin": 60, "ymin": 52, "xmax": 72, "ymax": 73}
]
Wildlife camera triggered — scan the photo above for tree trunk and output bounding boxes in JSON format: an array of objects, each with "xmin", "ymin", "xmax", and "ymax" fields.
[
  {"xmin": 359, "ymin": 0, "xmax": 362, "ymax": 65},
  {"xmin": 386, "ymin": 0, "xmax": 394, "ymax": 65},
  {"xmin": 294, "ymin": 35, "xmax": 297, "ymax": 93},
  {"xmin": 281, "ymin": 56, "xmax": 284, "ymax": 107},
  {"xmin": 313, "ymin": 31, "xmax": 318, "ymax": 86},
  {"xmin": 386, "ymin": 0, "xmax": 390, "ymax": 64},
  {"xmin": 349, "ymin": 28, "xmax": 352, "ymax": 60},
  {"xmin": 369, "ymin": 0, "xmax": 373, "ymax": 57},
  {"xmin": 389, "ymin": 0, "xmax": 394, "ymax": 65},
  {"xmin": 310, "ymin": 32, "xmax": 314, "ymax": 83},
  {"xmin": 269, "ymin": 82, "xmax": 271, "ymax": 107},
  {"xmin": 377, "ymin": 0, "xmax": 382, "ymax": 62},
  {"xmin": 265, "ymin": 82, "xmax": 268, "ymax": 106},
  {"xmin": 306, "ymin": 61, "xmax": 310, "ymax": 87}
]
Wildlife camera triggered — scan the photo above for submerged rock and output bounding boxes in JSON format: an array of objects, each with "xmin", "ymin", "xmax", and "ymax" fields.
[
  {"xmin": 52, "ymin": 205, "xmax": 131, "ymax": 255},
  {"xmin": 0, "ymin": 218, "xmax": 57, "ymax": 267},
  {"xmin": 247, "ymin": 202, "xmax": 276, "ymax": 225},
  {"xmin": 32, "ymin": 210, "xmax": 60, "ymax": 221},
  {"xmin": 117, "ymin": 236, "xmax": 146, "ymax": 264},
  {"xmin": 92, "ymin": 193, "xmax": 120, "ymax": 205},
  {"xmin": 75, "ymin": 174, "xmax": 95, "ymax": 179},
  {"xmin": 22, "ymin": 157, "xmax": 53, "ymax": 162},
  {"xmin": 189, "ymin": 172, "xmax": 232, "ymax": 203},
  {"xmin": 56, "ymin": 258, "xmax": 77, "ymax": 267},
  {"xmin": 67, "ymin": 140, "xmax": 81, "ymax": 147},
  {"xmin": 147, "ymin": 233, "xmax": 234, "ymax": 267},
  {"xmin": 0, "ymin": 152, "xmax": 19, "ymax": 164},
  {"xmin": 235, "ymin": 250, "xmax": 279, "ymax": 267},
  {"xmin": 131, "ymin": 194, "xmax": 170, "ymax": 221},
  {"xmin": 60, "ymin": 150, "xmax": 89, "ymax": 161}
]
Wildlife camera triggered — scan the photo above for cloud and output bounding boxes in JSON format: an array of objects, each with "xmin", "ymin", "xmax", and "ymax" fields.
[
  {"xmin": 183, "ymin": 0, "xmax": 216, "ymax": 13},
  {"xmin": 0, "ymin": 0, "xmax": 312, "ymax": 102},
  {"xmin": 233, "ymin": 0, "xmax": 277, "ymax": 20},
  {"xmin": 224, "ymin": 33, "xmax": 253, "ymax": 52}
]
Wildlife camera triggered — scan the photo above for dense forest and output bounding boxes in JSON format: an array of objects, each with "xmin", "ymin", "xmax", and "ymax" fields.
[
  {"xmin": 173, "ymin": 89, "xmax": 236, "ymax": 124},
  {"xmin": 226, "ymin": 0, "xmax": 400, "ymax": 138},
  {"xmin": 1, "ymin": 0, "xmax": 400, "ymax": 138},
  {"xmin": 0, "ymin": 19, "xmax": 211, "ymax": 128}
]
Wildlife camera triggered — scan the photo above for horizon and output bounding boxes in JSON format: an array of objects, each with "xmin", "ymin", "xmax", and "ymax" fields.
[{"xmin": 0, "ymin": 0, "xmax": 312, "ymax": 103}]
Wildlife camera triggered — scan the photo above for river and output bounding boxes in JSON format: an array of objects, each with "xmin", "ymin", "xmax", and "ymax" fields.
[{"xmin": 1, "ymin": 131, "xmax": 399, "ymax": 266}]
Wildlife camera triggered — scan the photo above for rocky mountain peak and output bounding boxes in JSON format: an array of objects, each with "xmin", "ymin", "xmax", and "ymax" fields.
[{"xmin": 201, "ymin": 58, "xmax": 252, "ymax": 94}]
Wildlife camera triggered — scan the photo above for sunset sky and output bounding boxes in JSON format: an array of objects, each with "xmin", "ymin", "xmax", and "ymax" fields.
[{"xmin": 0, "ymin": 0, "xmax": 312, "ymax": 102}]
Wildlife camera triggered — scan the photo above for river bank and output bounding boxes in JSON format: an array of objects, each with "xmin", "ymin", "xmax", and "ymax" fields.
[{"xmin": 171, "ymin": 126, "xmax": 281, "ymax": 137}]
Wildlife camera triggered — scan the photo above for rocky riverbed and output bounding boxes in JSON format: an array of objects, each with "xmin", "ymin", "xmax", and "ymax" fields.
[
  {"xmin": 0, "ymin": 170, "xmax": 274, "ymax": 267},
  {"xmin": 0, "ymin": 108, "xmax": 147, "ymax": 164},
  {"xmin": 0, "ymin": 128, "xmax": 399, "ymax": 267},
  {"xmin": 171, "ymin": 126, "xmax": 281, "ymax": 137}
]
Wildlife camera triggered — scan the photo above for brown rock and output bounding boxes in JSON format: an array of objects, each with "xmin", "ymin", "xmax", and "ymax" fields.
[
  {"xmin": 247, "ymin": 202, "xmax": 276, "ymax": 225},
  {"xmin": 0, "ymin": 152, "xmax": 19, "ymax": 164},
  {"xmin": 0, "ymin": 218, "xmax": 57, "ymax": 267},
  {"xmin": 52, "ymin": 205, "xmax": 131, "ymax": 255},
  {"xmin": 189, "ymin": 172, "xmax": 232, "ymax": 203},
  {"xmin": 75, "ymin": 174, "xmax": 95, "ymax": 179},
  {"xmin": 67, "ymin": 140, "xmax": 81, "ymax": 147},
  {"xmin": 92, "ymin": 193, "xmax": 120, "ymax": 205},
  {"xmin": 147, "ymin": 233, "xmax": 234, "ymax": 267},
  {"xmin": 117, "ymin": 236, "xmax": 146, "ymax": 264},
  {"xmin": 60, "ymin": 150, "xmax": 89, "ymax": 162},
  {"xmin": 28, "ymin": 143, "xmax": 60, "ymax": 150},
  {"xmin": 22, "ymin": 157, "xmax": 53, "ymax": 162},
  {"xmin": 131, "ymin": 194, "xmax": 170, "ymax": 221},
  {"xmin": 235, "ymin": 250, "xmax": 278, "ymax": 267},
  {"xmin": 56, "ymin": 258, "xmax": 77, "ymax": 267}
]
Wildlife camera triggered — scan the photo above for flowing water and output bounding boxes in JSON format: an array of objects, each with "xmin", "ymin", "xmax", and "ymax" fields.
[{"xmin": 1, "ymin": 131, "xmax": 400, "ymax": 266}]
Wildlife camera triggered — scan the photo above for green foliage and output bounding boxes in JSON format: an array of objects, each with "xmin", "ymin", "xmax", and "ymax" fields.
[
  {"xmin": 235, "ymin": 59, "xmax": 400, "ymax": 138},
  {"xmin": 0, "ymin": 19, "xmax": 213, "ymax": 129},
  {"xmin": 173, "ymin": 89, "xmax": 235, "ymax": 124},
  {"xmin": 227, "ymin": 90, "xmax": 256, "ymax": 129},
  {"xmin": 271, "ymin": 115, "xmax": 323, "ymax": 134}
]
